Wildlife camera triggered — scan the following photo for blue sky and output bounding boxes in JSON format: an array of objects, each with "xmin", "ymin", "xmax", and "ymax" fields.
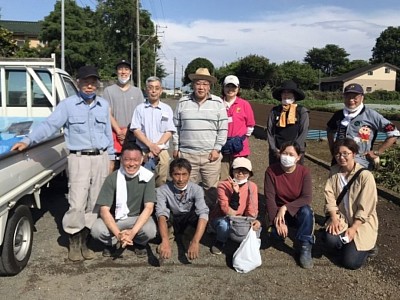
[{"xmin": 1, "ymin": 0, "xmax": 400, "ymax": 88}]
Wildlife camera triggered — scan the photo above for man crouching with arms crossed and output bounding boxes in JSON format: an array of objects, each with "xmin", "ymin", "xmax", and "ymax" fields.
[
  {"xmin": 91, "ymin": 143, "xmax": 157, "ymax": 257},
  {"xmin": 156, "ymin": 158, "xmax": 209, "ymax": 261}
]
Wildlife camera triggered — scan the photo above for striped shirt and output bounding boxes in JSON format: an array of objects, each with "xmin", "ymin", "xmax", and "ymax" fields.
[{"xmin": 173, "ymin": 93, "xmax": 228, "ymax": 154}]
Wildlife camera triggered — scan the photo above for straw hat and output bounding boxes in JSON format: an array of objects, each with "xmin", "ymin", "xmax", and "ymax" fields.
[{"xmin": 188, "ymin": 68, "xmax": 217, "ymax": 84}]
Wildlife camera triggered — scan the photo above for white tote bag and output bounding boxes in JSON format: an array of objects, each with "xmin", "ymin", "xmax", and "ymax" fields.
[{"xmin": 232, "ymin": 228, "xmax": 262, "ymax": 273}]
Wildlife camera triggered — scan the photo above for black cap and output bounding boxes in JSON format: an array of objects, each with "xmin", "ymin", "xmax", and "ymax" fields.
[
  {"xmin": 77, "ymin": 66, "xmax": 100, "ymax": 79},
  {"xmin": 116, "ymin": 59, "xmax": 131, "ymax": 70},
  {"xmin": 343, "ymin": 83, "xmax": 364, "ymax": 94}
]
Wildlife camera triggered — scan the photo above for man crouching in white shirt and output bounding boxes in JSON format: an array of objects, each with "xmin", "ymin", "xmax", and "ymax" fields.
[{"xmin": 91, "ymin": 143, "xmax": 157, "ymax": 258}]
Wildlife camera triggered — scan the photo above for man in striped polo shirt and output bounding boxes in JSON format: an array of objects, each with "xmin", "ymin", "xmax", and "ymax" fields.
[{"xmin": 173, "ymin": 68, "xmax": 228, "ymax": 206}]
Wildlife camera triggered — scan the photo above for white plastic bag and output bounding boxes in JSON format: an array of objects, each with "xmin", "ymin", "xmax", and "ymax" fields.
[{"xmin": 232, "ymin": 228, "xmax": 262, "ymax": 273}]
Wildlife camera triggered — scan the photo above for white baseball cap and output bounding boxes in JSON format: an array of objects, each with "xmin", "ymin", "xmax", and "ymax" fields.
[{"xmin": 223, "ymin": 75, "xmax": 240, "ymax": 87}]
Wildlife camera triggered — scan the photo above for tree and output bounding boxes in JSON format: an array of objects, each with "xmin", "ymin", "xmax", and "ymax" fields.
[
  {"xmin": 0, "ymin": 26, "xmax": 18, "ymax": 57},
  {"xmin": 371, "ymin": 26, "xmax": 400, "ymax": 67},
  {"xmin": 235, "ymin": 54, "xmax": 276, "ymax": 90},
  {"xmin": 95, "ymin": 0, "xmax": 163, "ymax": 85},
  {"xmin": 304, "ymin": 44, "xmax": 349, "ymax": 77},
  {"xmin": 39, "ymin": 0, "xmax": 101, "ymax": 76},
  {"xmin": 336, "ymin": 59, "xmax": 370, "ymax": 75},
  {"xmin": 183, "ymin": 57, "xmax": 214, "ymax": 86},
  {"xmin": 275, "ymin": 61, "xmax": 318, "ymax": 90}
]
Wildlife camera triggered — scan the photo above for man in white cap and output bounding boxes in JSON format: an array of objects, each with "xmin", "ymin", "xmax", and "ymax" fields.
[{"xmin": 173, "ymin": 68, "xmax": 228, "ymax": 206}]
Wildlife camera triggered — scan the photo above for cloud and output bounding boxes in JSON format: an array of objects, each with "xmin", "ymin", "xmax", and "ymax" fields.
[{"xmin": 158, "ymin": 6, "xmax": 400, "ymax": 88}]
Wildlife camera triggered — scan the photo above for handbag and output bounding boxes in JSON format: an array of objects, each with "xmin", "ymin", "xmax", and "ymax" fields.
[
  {"xmin": 232, "ymin": 229, "xmax": 262, "ymax": 273},
  {"xmin": 229, "ymin": 216, "xmax": 256, "ymax": 243},
  {"xmin": 324, "ymin": 168, "xmax": 367, "ymax": 233},
  {"xmin": 221, "ymin": 135, "xmax": 246, "ymax": 155}
]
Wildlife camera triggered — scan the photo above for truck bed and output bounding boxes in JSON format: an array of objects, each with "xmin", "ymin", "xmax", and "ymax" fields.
[{"xmin": 0, "ymin": 134, "xmax": 68, "ymax": 210}]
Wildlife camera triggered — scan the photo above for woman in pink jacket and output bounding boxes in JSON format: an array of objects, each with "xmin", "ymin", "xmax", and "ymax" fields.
[
  {"xmin": 210, "ymin": 157, "xmax": 261, "ymax": 255},
  {"xmin": 220, "ymin": 75, "xmax": 255, "ymax": 181}
]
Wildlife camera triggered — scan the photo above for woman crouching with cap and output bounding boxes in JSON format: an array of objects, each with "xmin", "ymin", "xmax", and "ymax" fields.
[
  {"xmin": 209, "ymin": 157, "xmax": 261, "ymax": 255},
  {"xmin": 264, "ymin": 141, "xmax": 314, "ymax": 269}
]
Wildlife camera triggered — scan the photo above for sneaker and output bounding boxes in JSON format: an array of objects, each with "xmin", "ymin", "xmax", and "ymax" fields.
[
  {"xmin": 299, "ymin": 244, "xmax": 314, "ymax": 269},
  {"xmin": 134, "ymin": 244, "xmax": 148, "ymax": 258},
  {"xmin": 211, "ymin": 241, "xmax": 224, "ymax": 255}
]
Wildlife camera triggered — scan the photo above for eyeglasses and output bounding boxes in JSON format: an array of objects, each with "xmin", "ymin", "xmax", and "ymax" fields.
[
  {"xmin": 234, "ymin": 168, "xmax": 250, "ymax": 174},
  {"xmin": 147, "ymin": 86, "xmax": 162, "ymax": 91},
  {"xmin": 334, "ymin": 152, "xmax": 353, "ymax": 158}
]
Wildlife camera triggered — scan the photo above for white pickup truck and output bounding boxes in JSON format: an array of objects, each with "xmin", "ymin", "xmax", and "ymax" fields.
[{"xmin": 0, "ymin": 55, "xmax": 77, "ymax": 275}]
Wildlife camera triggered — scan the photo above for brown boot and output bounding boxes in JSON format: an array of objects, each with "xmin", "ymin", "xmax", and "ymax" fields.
[
  {"xmin": 68, "ymin": 232, "xmax": 83, "ymax": 261},
  {"xmin": 80, "ymin": 228, "xmax": 96, "ymax": 260}
]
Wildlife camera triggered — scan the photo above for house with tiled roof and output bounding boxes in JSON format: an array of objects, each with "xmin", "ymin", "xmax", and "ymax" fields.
[
  {"xmin": 0, "ymin": 20, "xmax": 42, "ymax": 47},
  {"xmin": 320, "ymin": 63, "xmax": 400, "ymax": 93}
]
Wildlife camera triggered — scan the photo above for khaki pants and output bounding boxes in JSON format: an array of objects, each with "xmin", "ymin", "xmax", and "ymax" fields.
[
  {"xmin": 180, "ymin": 152, "xmax": 221, "ymax": 190},
  {"xmin": 155, "ymin": 150, "xmax": 170, "ymax": 187},
  {"xmin": 62, "ymin": 151, "xmax": 109, "ymax": 234},
  {"xmin": 220, "ymin": 154, "xmax": 235, "ymax": 181}
]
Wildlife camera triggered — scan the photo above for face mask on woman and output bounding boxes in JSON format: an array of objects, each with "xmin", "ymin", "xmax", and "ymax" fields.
[
  {"xmin": 281, "ymin": 99, "xmax": 294, "ymax": 105},
  {"xmin": 233, "ymin": 177, "xmax": 248, "ymax": 185},
  {"xmin": 280, "ymin": 154, "xmax": 297, "ymax": 167}
]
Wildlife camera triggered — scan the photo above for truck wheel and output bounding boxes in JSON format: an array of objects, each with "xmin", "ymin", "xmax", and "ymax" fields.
[{"xmin": 0, "ymin": 205, "xmax": 34, "ymax": 276}]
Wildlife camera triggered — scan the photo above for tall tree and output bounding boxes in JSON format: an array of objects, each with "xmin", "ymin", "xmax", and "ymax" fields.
[
  {"xmin": 235, "ymin": 54, "xmax": 276, "ymax": 90},
  {"xmin": 39, "ymin": 0, "xmax": 101, "ymax": 76},
  {"xmin": 336, "ymin": 59, "xmax": 370, "ymax": 75},
  {"xmin": 304, "ymin": 44, "xmax": 349, "ymax": 77},
  {"xmin": 0, "ymin": 26, "xmax": 18, "ymax": 57},
  {"xmin": 371, "ymin": 26, "xmax": 400, "ymax": 67},
  {"xmin": 183, "ymin": 57, "xmax": 214, "ymax": 86},
  {"xmin": 95, "ymin": 0, "xmax": 163, "ymax": 85},
  {"xmin": 275, "ymin": 61, "xmax": 318, "ymax": 90}
]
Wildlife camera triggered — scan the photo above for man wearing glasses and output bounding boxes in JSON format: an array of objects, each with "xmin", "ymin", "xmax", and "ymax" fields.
[
  {"xmin": 327, "ymin": 83, "xmax": 399, "ymax": 169},
  {"xmin": 172, "ymin": 68, "xmax": 228, "ymax": 207},
  {"xmin": 130, "ymin": 76, "xmax": 176, "ymax": 187}
]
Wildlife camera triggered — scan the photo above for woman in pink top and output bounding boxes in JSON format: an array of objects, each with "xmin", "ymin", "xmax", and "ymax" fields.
[
  {"xmin": 220, "ymin": 75, "xmax": 255, "ymax": 181},
  {"xmin": 210, "ymin": 157, "xmax": 261, "ymax": 254}
]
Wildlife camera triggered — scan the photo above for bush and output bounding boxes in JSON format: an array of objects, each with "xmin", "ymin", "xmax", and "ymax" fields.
[{"xmin": 373, "ymin": 146, "xmax": 400, "ymax": 193}]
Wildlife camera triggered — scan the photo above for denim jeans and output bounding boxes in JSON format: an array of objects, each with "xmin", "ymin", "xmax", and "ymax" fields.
[
  {"xmin": 211, "ymin": 217, "xmax": 230, "ymax": 243},
  {"xmin": 270, "ymin": 205, "xmax": 314, "ymax": 244},
  {"xmin": 324, "ymin": 231, "xmax": 370, "ymax": 270}
]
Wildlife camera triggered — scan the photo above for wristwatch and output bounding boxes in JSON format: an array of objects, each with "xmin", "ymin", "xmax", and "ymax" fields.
[{"xmin": 373, "ymin": 150, "xmax": 381, "ymax": 156}]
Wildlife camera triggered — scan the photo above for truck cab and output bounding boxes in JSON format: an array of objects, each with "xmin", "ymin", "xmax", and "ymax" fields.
[{"xmin": 0, "ymin": 55, "xmax": 77, "ymax": 275}]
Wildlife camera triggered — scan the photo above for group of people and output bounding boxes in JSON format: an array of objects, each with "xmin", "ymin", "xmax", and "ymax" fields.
[{"xmin": 11, "ymin": 61, "xmax": 399, "ymax": 271}]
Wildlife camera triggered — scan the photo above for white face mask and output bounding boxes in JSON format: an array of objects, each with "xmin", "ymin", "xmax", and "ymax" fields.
[
  {"xmin": 174, "ymin": 184, "xmax": 188, "ymax": 191},
  {"xmin": 344, "ymin": 105, "xmax": 359, "ymax": 113},
  {"xmin": 233, "ymin": 177, "xmax": 248, "ymax": 185},
  {"xmin": 280, "ymin": 155, "xmax": 297, "ymax": 168},
  {"xmin": 281, "ymin": 98, "xmax": 294, "ymax": 105},
  {"xmin": 118, "ymin": 76, "xmax": 130, "ymax": 85}
]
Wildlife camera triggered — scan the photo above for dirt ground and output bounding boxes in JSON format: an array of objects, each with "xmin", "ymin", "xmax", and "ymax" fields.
[{"xmin": 0, "ymin": 136, "xmax": 399, "ymax": 300}]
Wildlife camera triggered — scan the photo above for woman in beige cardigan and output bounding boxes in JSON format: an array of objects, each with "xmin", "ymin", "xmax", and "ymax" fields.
[{"xmin": 324, "ymin": 138, "xmax": 378, "ymax": 270}]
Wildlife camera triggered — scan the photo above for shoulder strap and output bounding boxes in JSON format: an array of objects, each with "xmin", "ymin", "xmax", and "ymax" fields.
[{"xmin": 336, "ymin": 168, "xmax": 368, "ymax": 206}]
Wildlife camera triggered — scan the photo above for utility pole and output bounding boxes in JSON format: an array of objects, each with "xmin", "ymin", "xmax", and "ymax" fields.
[
  {"xmin": 173, "ymin": 57, "xmax": 177, "ymax": 95},
  {"xmin": 154, "ymin": 25, "xmax": 166, "ymax": 77},
  {"xmin": 136, "ymin": 0, "xmax": 141, "ymax": 89},
  {"xmin": 61, "ymin": 0, "xmax": 65, "ymax": 70}
]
